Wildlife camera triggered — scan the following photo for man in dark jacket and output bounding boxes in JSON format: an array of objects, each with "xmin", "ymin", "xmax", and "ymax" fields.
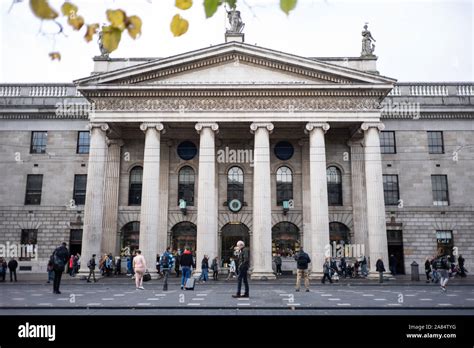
[
  {"xmin": 160, "ymin": 247, "xmax": 174, "ymax": 291},
  {"xmin": 458, "ymin": 255, "xmax": 466, "ymax": 278},
  {"xmin": 0, "ymin": 258, "xmax": 7, "ymax": 281},
  {"xmin": 321, "ymin": 257, "xmax": 332, "ymax": 284},
  {"xmin": 294, "ymin": 249, "xmax": 311, "ymax": 291},
  {"xmin": 8, "ymin": 257, "xmax": 18, "ymax": 282},
  {"xmin": 179, "ymin": 247, "xmax": 194, "ymax": 290},
  {"xmin": 376, "ymin": 258, "xmax": 386, "ymax": 283},
  {"xmin": 389, "ymin": 254, "xmax": 397, "ymax": 276},
  {"xmin": 87, "ymin": 254, "xmax": 97, "ymax": 283},
  {"xmin": 232, "ymin": 240, "xmax": 249, "ymax": 298},
  {"xmin": 52, "ymin": 242, "xmax": 69, "ymax": 294}
]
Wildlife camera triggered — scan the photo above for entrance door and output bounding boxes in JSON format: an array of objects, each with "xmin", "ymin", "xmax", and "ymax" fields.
[
  {"xmin": 221, "ymin": 223, "xmax": 250, "ymax": 265},
  {"xmin": 69, "ymin": 229, "xmax": 82, "ymax": 256},
  {"xmin": 387, "ymin": 229, "xmax": 405, "ymax": 274},
  {"xmin": 171, "ymin": 222, "xmax": 197, "ymax": 252}
]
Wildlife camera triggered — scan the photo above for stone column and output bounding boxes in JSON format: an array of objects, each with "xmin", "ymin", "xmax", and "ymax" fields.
[
  {"xmin": 79, "ymin": 123, "xmax": 109, "ymax": 273},
  {"xmin": 305, "ymin": 122, "xmax": 330, "ymax": 274},
  {"xmin": 139, "ymin": 122, "xmax": 164, "ymax": 273},
  {"xmin": 300, "ymin": 139, "xmax": 312, "ymax": 254},
  {"xmin": 195, "ymin": 123, "xmax": 219, "ymax": 275},
  {"xmin": 361, "ymin": 122, "xmax": 389, "ymax": 272},
  {"xmin": 157, "ymin": 142, "xmax": 171, "ymax": 255},
  {"xmin": 101, "ymin": 138, "xmax": 123, "ymax": 256},
  {"xmin": 250, "ymin": 123, "xmax": 276, "ymax": 280},
  {"xmin": 348, "ymin": 138, "xmax": 368, "ymax": 249}
]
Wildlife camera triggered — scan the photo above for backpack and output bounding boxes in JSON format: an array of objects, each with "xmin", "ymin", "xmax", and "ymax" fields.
[
  {"xmin": 161, "ymin": 254, "xmax": 170, "ymax": 268},
  {"xmin": 53, "ymin": 250, "xmax": 65, "ymax": 268},
  {"xmin": 297, "ymin": 253, "xmax": 309, "ymax": 268}
]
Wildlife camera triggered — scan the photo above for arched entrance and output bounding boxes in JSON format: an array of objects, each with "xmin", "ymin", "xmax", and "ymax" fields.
[
  {"xmin": 121, "ymin": 221, "xmax": 140, "ymax": 254},
  {"xmin": 171, "ymin": 222, "xmax": 197, "ymax": 252},
  {"xmin": 272, "ymin": 222, "xmax": 300, "ymax": 257},
  {"xmin": 329, "ymin": 222, "xmax": 351, "ymax": 245},
  {"xmin": 221, "ymin": 223, "xmax": 250, "ymax": 265}
]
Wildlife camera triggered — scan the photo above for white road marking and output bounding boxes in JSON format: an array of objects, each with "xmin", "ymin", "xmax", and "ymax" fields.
[
  {"xmin": 438, "ymin": 303, "xmax": 452, "ymax": 306},
  {"xmin": 373, "ymin": 299, "xmax": 387, "ymax": 301},
  {"xmin": 387, "ymin": 303, "xmax": 402, "ymax": 306},
  {"xmin": 321, "ymin": 294, "xmax": 332, "ymax": 297},
  {"xmin": 12, "ymin": 298, "xmax": 25, "ymax": 300},
  {"xmin": 137, "ymin": 303, "xmax": 151, "ymax": 306},
  {"xmin": 362, "ymin": 294, "xmax": 374, "ymax": 297},
  {"xmin": 113, "ymin": 294, "xmax": 125, "ymax": 297},
  {"xmin": 237, "ymin": 303, "xmax": 251, "ymax": 306},
  {"xmin": 101, "ymin": 298, "xmax": 114, "ymax": 301},
  {"xmin": 187, "ymin": 303, "xmax": 200, "ymax": 306},
  {"xmin": 328, "ymin": 298, "xmax": 341, "ymax": 301},
  {"xmin": 196, "ymin": 294, "xmax": 208, "ymax": 297},
  {"xmin": 192, "ymin": 298, "xmax": 204, "ymax": 301},
  {"xmin": 446, "ymin": 294, "xmax": 457, "ymax": 297},
  {"xmin": 86, "ymin": 303, "xmax": 102, "ymax": 306},
  {"xmin": 420, "ymin": 299, "xmax": 433, "ymax": 301},
  {"xmin": 155, "ymin": 294, "xmax": 166, "ymax": 297},
  {"xmin": 56, "ymin": 298, "xmax": 69, "ymax": 301},
  {"xmin": 237, "ymin": 298, "xmax": 249, "ymax": 301},
  {"xmin": 146, "ymin": 298, "xmax": 160, "ymax": 301},
  {"xmin": 337, "ymin": 303, "xmax": 351, "ymax": 306},
  {"xmin": 405, "ymin": 294, "xmax": 416, "ymax": 297},
  {"xmin": 286, "ymin": 303, "xmax": 301, "ymax": 306},
  {"xmin": 465, "ymin": 299, "xmax": 474, "ymax": 301},
  {"xmin": 31, "ymin": 294, "xmax": 43, "ymax": 297},
  {"xmin": 38, "ymin": 303, "xmax": 52, "ymax": 306},
  {"xmin": 279, "ymin": 294, "xmax": 290, "ymax": 296}
]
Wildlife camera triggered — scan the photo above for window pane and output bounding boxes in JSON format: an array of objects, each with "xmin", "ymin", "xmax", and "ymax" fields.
[
  {"xmin": 178, "ymin": 166, "xmax": 195, "ymax": 206},
  {"xmin": 431, "ymin": 175, "xmax": 449, "ymax": 206},
  {"xmin": 227, "ymin": 166, "xmax": 244, "ymax": 203},
  {"xmin": 327, "ymin": 166, "xmax": 342, "ymax": 205},
  {"xmin": 383, "ymin": 175, "xmax": 399, "ymax": 205},
  {"xmin": 428, "ymin": 131, "xmax": 444, "ymax": 154},
  {"xmin": 73, "ymin": 175, "xmax": 87, "ymax": 205},
  {"xmin": 25, "ymin": 174, "xmax": 43, "ymax": 205},
  {"xmin": 77, "ymin": 131, "xmax": 90, "ymax": 154},
  {"xmin": 30, "ymin": 131, "xmax": 47, "ymax": 154},
  {"xmin": 380, "ymin": 131, "xmax": 396, "ymax": 154},
  {"xmin": 129, "ymin": 167, "xmax": 143, "ymax": 205},
  {"xmin": 276, "ymin": 166, "xmax": 293, "ymax": 205}
]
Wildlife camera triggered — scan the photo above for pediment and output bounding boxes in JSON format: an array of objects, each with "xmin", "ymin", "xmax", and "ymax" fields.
[{"xmin": 75, "ymin": 42, "xmax": 396, "ymax": 88}]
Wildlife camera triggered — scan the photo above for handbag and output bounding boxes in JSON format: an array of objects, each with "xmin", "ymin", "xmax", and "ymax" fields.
[{"xmin": 143, "ymin": 271, "xmax": 151, "ymax": 282}]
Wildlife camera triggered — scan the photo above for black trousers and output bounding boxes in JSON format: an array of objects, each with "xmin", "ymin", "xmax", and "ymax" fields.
[
  {"xmin": 53, "ymin": 269, "xmax": 63, "ymax": 292},
  {"xmin": 237, "ymin": 266, "xmax": 249, "ymax": 295},
  {"xmin": 87, "ymin": 269, "xmax": 96, "ymax": 282},
  {"xmin": 163, "ymin": 269, "xmax": 170, "ymax": 291},
  {"xmin": 9, "ymin": 270, "xmax": 17, "ymax": 282},
  {"xmin": 213, "ymin": 270, "xmax": 218, "ymax": 280},
  {"xmin": 321, "ymin": 273, "xmax": 332, "ymax": 283}
]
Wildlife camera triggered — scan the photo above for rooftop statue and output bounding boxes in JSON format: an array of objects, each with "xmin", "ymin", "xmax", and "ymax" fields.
[
  {"xmin": 226, "ymin": 9, "xmax": 245, "ymax": 34},
  {"xmin": 361, "ymin": 23, "xmax": 376, "ymax": 57}
]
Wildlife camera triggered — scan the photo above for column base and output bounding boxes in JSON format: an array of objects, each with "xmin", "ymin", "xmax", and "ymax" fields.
[
  {"xmin": 367, "ymin": 272, "xmax": 395, "ymax": 281},
  {"xmin": 309, "ymin": 272, "xmax": 323, "ymax": 280},
  {"xmin": 250, "ymin": 271, "xmax": 276, "ymax": 280}
]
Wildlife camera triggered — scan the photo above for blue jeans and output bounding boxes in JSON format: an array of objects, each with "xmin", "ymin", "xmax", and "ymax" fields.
[
  {"xmin": 199, "ymin": 268, "xmax": 208, "ymax": 281},
  {"xmin": 181, "ymin": 266, "xmax": 191, "ymax": 287}
]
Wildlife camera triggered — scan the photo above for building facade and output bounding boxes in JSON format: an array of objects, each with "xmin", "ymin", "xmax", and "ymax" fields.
[{"xmin": 1, "ymin": 37, "xmax": 473, "ymax": 276}]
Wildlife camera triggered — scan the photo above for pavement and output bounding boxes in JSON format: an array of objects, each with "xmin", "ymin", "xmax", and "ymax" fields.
[{"xmin": 1, "ymin": 273, "xmax": 474, "ymax": 315}]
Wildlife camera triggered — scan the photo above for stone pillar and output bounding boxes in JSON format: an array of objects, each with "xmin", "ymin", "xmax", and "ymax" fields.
[
  {"xmin": 250, "ymin": 123, "xmax": 276, "ymax": 280},
  {"xmin": 305, "ymin": 122, "xmax": 330, "ymax": 274},
  {"xmin": 300, "ymin": 139, "xmax": 312, "ymax": 254},
  {"xmin": 101, "ymin": 138, "xmax": 123, "ymax": 256},
  {"xmin": 195, "ymin": 123, "xmax": 219, "ymax": 275},
  {"xmin": 348, "ymin": 138, "xmax": 368, "ymax": 249},
  {"xmin": 157, "ymin": 142, "xmax": 171, "ymax": 255},
  {"xmin": 361, "ymin": 122, "xmax": 389, "ymax": 272},
  {"xmin": 79, "ymin": 123, "xmax": 109, "ymax": 273},
  {"xmin": 139, "ymin": 122, "xmax": 164, "ymax": 273}
]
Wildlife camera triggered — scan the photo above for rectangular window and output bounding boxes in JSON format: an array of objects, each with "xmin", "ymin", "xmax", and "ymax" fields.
[
  {"xmin": 25, "ymin": 174, "xmax": 43, "ymax": 205},
  {"xmin": 20, "ymin": 229, "xmax": 38, "ymax": 261},
  {"xmin": 427, "ymin": 131, "xmax": 444, "ymax": 154},
  {"xmin": 383, "ymin": 175, "xmax": 400, "ymax": 205},
  {"xmin": 431, "ymin": 175, "xmax": 449, "ymax": 206},
  {"xmin": 436, "ymin": 230, "xmax": 453, "ymax": 255},
  {"xmin": 380, "ymin": 131, "xmax": 396, "ymax": 154},
  {"xmin": 30, "ymin": 131, "xmax": 47, "ymax": 154},
  {"xmin": 77, "ymin": 131, "xmax": 90, "ymax": 154},
  {"xmin": 73, "ymin": 174, "xmax": 87, "ymax": 205},
  {"xmin": 276, "ymin": 183, "xmax": 293, "ymax": 206}
]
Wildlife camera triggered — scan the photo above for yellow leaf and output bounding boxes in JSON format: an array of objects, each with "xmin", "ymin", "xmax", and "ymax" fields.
[
  {"xmin": 102, "ymin": 25, "xmax": 122, "ymax": 53},
  {"xmin": 175, "ymin": 0, "xmax": 193, "ymax": 10},
  {"xmin": 68, "ymin": 15, "xmax": 84, "ymax": 30},
  {"xmin": 126, "ymin": 15, "xmax": 142, "ymax": 39},
  {"xmin": 61, "ymin": 2, "xmax": 78, "ymax": 16},
  {"xmin": 170, "ymin": 14, "xmax": 188, "ymax": 37},
  {"xmin": 84, "ymin": 23, "xmax": 99, "ymax": 42},
  {"xmin": 30, "ymin": 0, "xmax": 58, "ymax": 20},
  {"xmin": 49, "ymin": 52, "xmax": 61, "ymax": 61},
  {"xmin": 106, "ymin": 9, "xmax": 126, "ymax": 30}
]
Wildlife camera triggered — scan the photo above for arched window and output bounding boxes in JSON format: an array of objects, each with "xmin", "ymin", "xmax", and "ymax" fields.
[
  {"xmin": 121, "ymin": 221, "xmax": 140, "ymax": 254},
  {"xmin": 276, "ymin": 166, "xmax": 293, "ymax": 206},
  {"xmin": 329, "ymin": 222, "xmax": 350, "ymax": 245},
  {"xmin": 227, "ymin": 166, "xmax": 244, "ymax": 203},
  {"xmin": 128, "ymin": 166, "xmax": 143, "ymax": 205},
  {"xmin": 327, "ymin": 166, "xmax": 342, "ymax": 206},
  {"xmin": 178, "ymin": 166, "xmax": 195, "ymax": 206}
]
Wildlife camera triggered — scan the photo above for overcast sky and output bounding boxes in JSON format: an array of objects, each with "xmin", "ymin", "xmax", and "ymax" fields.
[{"xmin": 0, "ymin": 0, "xmax": 472, "ymax": 83}]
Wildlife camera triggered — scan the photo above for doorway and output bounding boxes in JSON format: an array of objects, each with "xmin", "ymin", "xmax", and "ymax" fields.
[
  {"xmin": 387, "ymin": 229, "xmax": 405, "ymax": 274},
  {"xmin": 221, "ymin": 223, "xmax": 250, "ymax": 265}
]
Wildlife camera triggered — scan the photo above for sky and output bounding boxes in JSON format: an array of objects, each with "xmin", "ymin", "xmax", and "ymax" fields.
[{"xmin": 0, "ymin": 0, "xmax": 472, "ymax": 83}]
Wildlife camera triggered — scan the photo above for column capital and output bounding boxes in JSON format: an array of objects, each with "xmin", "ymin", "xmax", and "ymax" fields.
[
  {"xmin": 140, "ymin": 122, "xmax": 165, "ymax": 133},
  {"xmin": 106, "ymin": 138, "xmax": 124, "ymax": 147},
  {"xmin": 250, "ymin": 122, "xmax": 274, "ymax": 134},
  {"xmin": 195, "ymin": 122, "xmax": 219, "ymax": 134},
  {"xmin": 87, "ymin": 123, "xmax": 109, "ymax": 132},
  {"xmin": 361, "ymin": 122, "xmax": 385, "ymax": 132},
  {"xmin": 305, "ymin": 122, "xmax": 330, "ymax": 134}
]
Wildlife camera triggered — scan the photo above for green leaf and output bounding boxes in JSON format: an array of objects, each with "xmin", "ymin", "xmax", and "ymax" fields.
[
  {"xmin": 280, "ymin": 0, "xmax": 297, "ymax": 15},
  {"xmin": 224, "ymin": 0, "xmax": 237, "ymax": 9},
  {"xmin": 176, "ymin": 0, "xmax": 193, "ymax": 10},
  {"xmin": 102, "ymin": 25, "xmax": 122, "ymax": 53},
  {"xmin": 204, "ymin": 0, "xmax": 220, "ymax": 18},
  {"xmin": 30, "ymin": 0, "xmax": 58, "ymax": 20}
]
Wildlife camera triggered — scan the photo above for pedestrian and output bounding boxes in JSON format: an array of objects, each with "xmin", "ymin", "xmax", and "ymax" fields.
[
  {"xmin": 156, "ymin": 254, "xmax": 162, "ymax": 278},
  {"xmin": 0, "ymin": 258, "xmax": 7, "ymax": 282},
  {"xmin": 87, "ymin": 254, "xmax": 97, "ymax": 283},
  {"xmin": 436, "ymin": 250, "xmax": 450, "ymax": 292},
  {"xmin": 199, "ymin": 255, "xmax": 209, "ymax": 283},
  {"xmin": 226, "ymin": 257, "xmax": 236, "ymax": 280},
  {"xmin": 174, "ymin": 250, "xmax": 181, "ymax": 277},
  {"xmin": 105, "ymin": 254, "xmax": 113, "ymax": 277},
  {"xmin": 211, "ymin": 257, "xmax": 219, "ymax": 281},
  {"xmin": 46, "ymin": 258, "xmax": 54, "ymax": 283},
  {"xmin": 360, "ymin": 255, "xmax": 368, "ymax": 277},
  {"xmin": 321, "ymin": 257, "xmax": 332, "ymax": 284},
  {"xmin": 340, "ymin": 257, "xmax": 347, "ymax": 278},
  {"xmin": 458, "ymin": 255, "xmax": 466, "ymax": 278},
  {"xmin": 376, "ymin": 258, "xmax": 385, "ymax": 283},
  {"xmin": 232, "ymin": 240, "xmax": 249, "ymax": 298},
  {"xmin": 127, "ymin": 255, "xmax": 133, "ymax": 276},
  {"xmin": 424, "ymin": 257, "xmax": 432, "ymax": 283},
  {"xmin": 179, "ymin": 247, "xmax": 194, "ymax": 290},
  {"xmin": 75, "ymin": 253, "xmax": 81, "ymax": 274},
  {"xmin": 389, "ymin": 254, "xmax": 397, "ymax": 276},
  {"xmin": 294, "ymin": 248, "xmax": 311, "ymax": 291},
  {"xmin": 160, "ymin": 247, "xmax": 174, "ymax": 291},
  {"xmin": 8, "ymin": 257, "xmax": 18, "ymax": 282},
  {"xmin": 114, "ymin": 256, "xmax": 121, "ymax": 275},
  {"xmin": 52, "ymin": 242, "xmax": 69, "ymax": 294},
  {"xmin": 132, "ymin": 250, "xmax": 146, "ymax": 290},
  {"xmin": 68, "ymin": 255, "xmax": 74, "ymax": 276},
  {"xmin": 274, "ymin": 253, "xmax": 282, "ymax": 276}
]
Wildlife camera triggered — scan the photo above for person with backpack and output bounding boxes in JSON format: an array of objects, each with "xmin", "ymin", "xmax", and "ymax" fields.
[
  {"xmin": 226, "ymin": 257, "xmax": 236, "ymax": 280},
  {"xmin": 199, "ymin": 255, "xmax": 209, "ymax": 283},
  {"xmin": 436, "ymin": 250, "xmax": 450, "ymax": 292},
  {"xmin": 340, "ymin": 257, "xmax": 347, "ymax": 278},
  {"xmin": 321, "ymin": 257, "xmax": 332, "ymax": 284},
  {"xmin": 458, "ymin": 255, "xmax": 467, "ymax": 278},
  {"xmin": 160, "ymin": 247, "xmax": 174, "ymax": 291},
  {"xmin": 274, "ymin": 254, "xmax": 282, "ymax": 276},
  {"xmin": 87, "ymin": 254, "xmax": 97, "ymax": 283},
  {"xmin": 8, "ymin": 257, "xmax": 18, "ymax": 282},
  {"xmin": 52, "ymin": 242, "xmax": 69, "ymax": 294},
  {"xmin": 294, "ymin": 248, "xmax": 311, "ymax": 291},
  {"xmin": 425, "ymin": 257, "xmax": 432, "ymax": 283},
  {"xmin": 360, "ymin": 255, "xmax": 368, "ymax": 277},
  {"xmin": 179, "ymin": 247, "xmax": 194, "ymax": 290},
  {"xmin": 232, "ymin": 240, "xmax": 250, "ymax": 298},
  {"xmin": 174, "ymin": 250, "xmax": 181, "ymax": 278},
  {"xmin": 46, "ymin": 258, "xmax": 54, "ymax": 283},
  {"xmin": 376, "ymin": 258, "xmax": 386, "ymax": 283},
  {"xmin": 211, "ymin": 257, "xmax": 219, "ymax": 281}
]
